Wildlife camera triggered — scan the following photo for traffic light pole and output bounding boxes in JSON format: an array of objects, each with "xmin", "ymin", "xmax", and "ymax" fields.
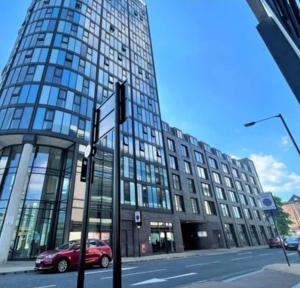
[{"xmin": 113, "ymin": 82, "xmax": 123, "ymax": 288}]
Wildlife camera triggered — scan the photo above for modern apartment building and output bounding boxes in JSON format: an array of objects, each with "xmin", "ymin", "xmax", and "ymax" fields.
[
  {"xmin": 247, "ymin": 0, "xmax": 300, "ymax": 104},
  {"xmin": 0, "ymin": 0, "xmax": 175, "ymax": 261},
  {"xmin": 162, "ymin": 122, "xmax": 274, "ymax": 251}
]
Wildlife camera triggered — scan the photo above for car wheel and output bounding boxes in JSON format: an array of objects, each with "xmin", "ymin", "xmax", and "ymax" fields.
[
  {"xmin": 100, "ymin": 255, "xmax": 110, "ymax": 268},
  {"xmin": 57, "ymin": 259, "xmax": 69, "ymax": 273}
]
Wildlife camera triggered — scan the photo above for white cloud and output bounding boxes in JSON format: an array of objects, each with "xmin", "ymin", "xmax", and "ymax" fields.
[
  {"xmin": 279, "ymin": 136, "xmax": 291, "ymax": 150},
  {"xmin": 250, "ymin": 154, "xmax": 300, "ymax": 194}
]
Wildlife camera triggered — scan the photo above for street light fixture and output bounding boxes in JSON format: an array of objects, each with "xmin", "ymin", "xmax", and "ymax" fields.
[{"xmin": 244, "ymin": 113, "xmax": 300, "ymax": 156}]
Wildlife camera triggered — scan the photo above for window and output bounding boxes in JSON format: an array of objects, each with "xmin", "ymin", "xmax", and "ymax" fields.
[
  {"xmin": 222, "ymin": 163, "xmax": 229, "ymax": 174},
  {"xmin": 176, "ymin": 129, "xmax": 183, "ymax": 138},
  {"xmin": 249, "ymin": 197, "xmax": 256, "ymax": 207},
  {"xmin": 229, "ymin": 191, "xmax": 238, "ymax": 203},
  {"xmin": 224, "ymin": 176, "xmax": 233, "ymax": 188},
  {"xmin": 194, "ymin": 151, "xmax": 204, "ymax": 163},
  {"xmin": 249, "ymin": 176, "xmax": 256, "ymax": 185},
  {"xmin": 204, "ymin": 201, "xmax": 217, "ymax": 215},
  {"xmin": 252, "ymin": 187, "xmax": 259, "ymax": 195},
  {"xmin": 220, "ymin": 204, "xmax": 230, "ymax": 217},
  {"xmin": 209, "ymin": 157, "xmax": 218, "ymax": 169},
  {"xmin": 232, "ymin": 168, "xmax": 239, "ymax": 178},
  {"xmin": 241, "ymin": 172, "xmax": 247, "ymax": 181},
  {"xmin": 187, "ymin": 178, "xmax": 196, "ymax": 193},
  {"xmin": 245, "ymin": 184, "xmax": 251, "ymax": 194},
  {"xmin": 235, "ymin": 181, "xmax": 242, "ymax": 191},
  {"xmin": 244, "ymin": 208, "xmax": 252, "ymax": 219},
  {"xmin": 167, "ymin": 138, "xmax": 175, "ymax": 151},
  {"xmin": 191, "ymin": 198, "xmax": 199, "ymax": 214},
  {"xmin": 174, "ymin": 195, "xmax": 184, "ymax": 212},
  {"xmin": 181, "ymin": 145, "xmax": 189, "ymax": 157},
  {"xmin": 172, "ymin": 174, "xmax": 181, "ymax": 190},
  {"xmin": 233, "ymin": 206, "xmax": 242, "ymax": 219},
  {"xmin": 212, "ymin": 172, "xmax": 221, "ymax": 184},
  {"xmin": 253, "ymin": 210, "xmax": 261, "ymax": 220},
  {"xmin": 239, "ymin": 194, "xmax": 247, "ymax": 205},
  {"xmin": 169, "ymin": 155, "xmax": 178, "ymax": 170},
  {"xmin": 215, "ymin": 187, "xmax": 225, "ymax": 200},
  {"xmin": 201, "ymin": 183, "xmax": 212, "ymax": 197},
  {"xmin": 184, "ymin": 161, "xmax": 192, "ymax": 174},
  {"xmin": 197, "ymin": 166, "xmax": 207, "ymax": 179}
]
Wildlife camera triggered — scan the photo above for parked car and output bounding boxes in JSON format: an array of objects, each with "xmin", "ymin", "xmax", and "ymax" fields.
[
  {"xmin": 267, "ymin": 237, "xmax": 282, "ymax": 248},
  {"xmin": 35, "ymin": 239, "xmax": 112, "ymax": 273},
  {"xmin": 284, "ymin": 236, "xmax": 300, "ymax": 250}
]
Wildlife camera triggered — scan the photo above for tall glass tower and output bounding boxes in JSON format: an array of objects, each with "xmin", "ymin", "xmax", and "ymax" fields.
[{"xmin": 0, "ymin": 0, "xmax": 174, "ymax": 261}]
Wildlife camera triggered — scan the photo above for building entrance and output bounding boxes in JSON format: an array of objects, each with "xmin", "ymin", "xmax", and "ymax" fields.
[
  {"xmin": 150, "ymin": 222, "xmax": 175, "ymax": 254},
  {"xmin": 181, "ymin": 222, "xmax": 201, "ymax": 250}
]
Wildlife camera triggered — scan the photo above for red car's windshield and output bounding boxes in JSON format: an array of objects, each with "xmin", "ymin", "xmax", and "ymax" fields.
[{"xmin": 58, "ymin": 241, "xmax": 80, "ymax": 250}]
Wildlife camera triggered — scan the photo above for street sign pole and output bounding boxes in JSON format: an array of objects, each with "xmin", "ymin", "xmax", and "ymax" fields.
[
  {"xmin": 271, "ymin": 210, "xmax": 290, "ymax": 267},
  {"xmin": 259, "ymin": 192, "xmax": 290, "ymax": 267},
  {"xmin": 113, "ymin": 82, "xmax": 127, "ymax": 288},
  {"xmin": 77, "ymin": 107, "xmax": 98, "ymax": 288}
]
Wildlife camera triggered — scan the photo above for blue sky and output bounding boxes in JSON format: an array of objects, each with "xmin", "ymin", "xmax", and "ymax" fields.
[{"xmin": 1, "ymin": 0, "xmax": 300, "ymax": 201}]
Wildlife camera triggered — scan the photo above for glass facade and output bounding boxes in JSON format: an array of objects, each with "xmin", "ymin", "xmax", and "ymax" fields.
[{"xmin": 0, "ymin": 0, "xmax": 172, "ymax": 259}]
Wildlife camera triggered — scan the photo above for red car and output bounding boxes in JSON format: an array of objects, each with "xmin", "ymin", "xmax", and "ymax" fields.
[
  {"xmin": 267, "ymin": 237, "xmax": 282, "ymax": 248},
  {"xmin": 35, "ymin": 239, "xmax": 112, "ymax": 273}
]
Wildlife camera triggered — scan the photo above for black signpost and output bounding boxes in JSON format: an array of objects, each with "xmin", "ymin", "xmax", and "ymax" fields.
[
  {"xmin": 77, "ymin": 81, "xmax": 127, "ymax": 288},
  {"xmin": 259, "ymin": 192, "xmax": 290, "ymax": 267}
]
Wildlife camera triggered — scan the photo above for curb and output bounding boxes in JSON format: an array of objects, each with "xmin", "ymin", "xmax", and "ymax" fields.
[{"xmin": 0, "ymin": 269, "xmax": 34, "ymax": 276}]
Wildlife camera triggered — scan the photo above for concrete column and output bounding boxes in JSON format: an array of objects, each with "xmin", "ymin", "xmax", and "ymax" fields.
[{"xmin": 0, "ymin": 143, "xmax": 33, "ymax": 263}]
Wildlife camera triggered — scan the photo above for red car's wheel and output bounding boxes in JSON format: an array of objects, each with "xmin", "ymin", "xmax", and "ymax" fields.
[
  {"xmin": 100, "ymin": 255, "xmax": 110, "ymax": 268},
  {"xmin": 57, "ymin": 258, "xmax": 69, "ymax": 273}
]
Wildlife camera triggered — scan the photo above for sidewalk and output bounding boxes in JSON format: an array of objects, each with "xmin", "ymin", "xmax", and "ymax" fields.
[
  {"xmin": 0, "ymin": 245, "xmax": 267, "ymax": 275},
  {"xmin": 182, "ymin": 263, "xmax": 300, "ymax": 288}
]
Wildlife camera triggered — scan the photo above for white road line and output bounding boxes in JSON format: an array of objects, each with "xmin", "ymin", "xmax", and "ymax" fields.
[
  {"xmin": 33, "ymin": 285, "xmax": 56, "ymax": 288},
  {"xmin": 86, "ymin": 266, "xmax": 137, "ymax": 275},
  {"xmin": 166, "ymin": 272, "xmax": 197, "ymax": 280},
  {"xmin": 237, "ymin": 252, "xmax": 252, "ymax": 255},
  {"xmin": 101, "ymin": 269, "xmax": 166, "ymax": 280},
  {"xmin": 287, "ymin": 252, "xmax": 297, "ymax": 256},
  {"xmin": 223, "ymin": 268, "xmax": 265, "ymax": 283},
  {"xmin": 131, "ymin": 273, "xmax": 198, "ymax": 286},
  {"xmin": 258, "ymin": 253, "xmax": 272, "ymax": 257},
  {"xmin": 186, "ymin": 260, "xmax": 221, "ymax": 268},
  {"xmin": 231, "ymin": 256, "xmax": 252, "ymax": 261}
]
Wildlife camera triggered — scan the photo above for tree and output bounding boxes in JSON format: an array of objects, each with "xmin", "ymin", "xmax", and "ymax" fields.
[{"xmin": 272, "ymin": 196, "xmax": 292, "ymax": 236}]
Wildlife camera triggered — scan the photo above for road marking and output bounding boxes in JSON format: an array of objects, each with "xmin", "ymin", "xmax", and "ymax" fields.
[
  {"xmin": 287, "ymin": 252, "xmax": 297, "ymax": 256},
  {"xmin": 223, "ymin": 268, "xmax": 265, "ymax": 283},
  {"xmin": 101, "ymin": 269, "xmax": 166, "ymax": 280},
  {"xmin": 258, "ymin": 253, "xmax": 272, "ymax": 257},
  {"xmin": 292, "ymin": 283, "xmax": 300, "ymax": 288},
  {"xmin": 231, "ymin": 256, "xmax": 252, "ymax": 261},
  {"xmin": 186, "ymin": 260, "xmax": 221, "ymax": 268},
  {"xmin": 132, "ymin": 272, "xmax": 197, "ymax": 286},
  {"xmin": 33, "ymin": 285, "xmax": 56, "ymax": 288},
  {"xmin": 86, "ymin": 266, "xmax": 136, "ymax": 275},
  {"xmin": 237, "ymin": 252, "xmax": 252, "ymax": 255}
]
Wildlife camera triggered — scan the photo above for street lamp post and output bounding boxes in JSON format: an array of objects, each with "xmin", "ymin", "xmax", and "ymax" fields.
[{"xmin": 244, "ymin": 113, "xmax": 300, "ymax": 156}]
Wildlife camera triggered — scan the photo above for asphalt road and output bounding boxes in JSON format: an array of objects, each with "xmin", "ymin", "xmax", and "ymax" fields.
[{"xmin": 0, "ymin": 248, "xmax": 299, "ymax": 288}]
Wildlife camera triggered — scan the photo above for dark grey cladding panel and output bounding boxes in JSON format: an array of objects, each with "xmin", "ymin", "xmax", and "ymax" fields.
[
  {"xmin": 247, "ymin": 0, "xmax": 269, "ymax": 22},
  {"xmin": 257, "ymin": 17, "xmax": 300, "ymax": 104}
]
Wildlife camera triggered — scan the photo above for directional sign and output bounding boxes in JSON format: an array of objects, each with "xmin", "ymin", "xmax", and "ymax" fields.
[{"xmin": 259, "ymin": 192, "xmax": 277, "ymax": 211}]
